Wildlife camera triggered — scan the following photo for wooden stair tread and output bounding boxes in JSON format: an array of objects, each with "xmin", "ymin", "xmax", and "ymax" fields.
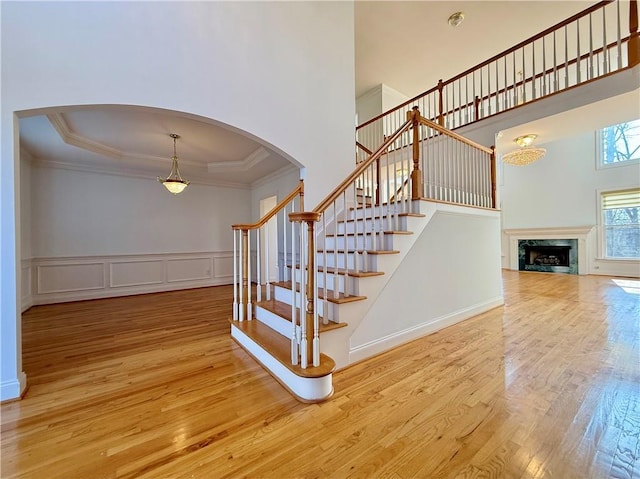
[
  {"xmin": 286, "ymin": 264, "xmax": 385, "ymax": 277},
  {"xmin": 255, "ymin": 298, "xmax": 349, "ymax": 331},
  {"xmin": 338, "ymin": 212, "xmax": 425, "ymax": 223},
  {"xmin": 319, "ymin": 266, "xmax": 384, "ymax": 277},
  {"xmin": 318, "ymin": 249, "xmax": 400, "ymax": 255},
  {"xmin": 331, "ymin": 230, "xmax": 413, "ymax": 237},
  {"xmin": 230, "ymin": 318, "xmax": 336, "ymax": 378},
  {"xmin": 272, "ymin": 281, "xmax": 367, "ymax": 305}
]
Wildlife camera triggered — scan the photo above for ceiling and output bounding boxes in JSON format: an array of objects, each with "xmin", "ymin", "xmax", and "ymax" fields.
[
  {"xmin": 355, "ymin": 1, "xmax": 592, "ymax": 98},
  {"xmin": 19, "ymin": 1, "xmax": 597, "ymax": 186}
]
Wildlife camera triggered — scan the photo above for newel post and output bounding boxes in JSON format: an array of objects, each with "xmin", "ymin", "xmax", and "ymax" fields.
[
  {"xmin": 288, "ymin": 211, "xmax": 321, "ymax": 367},
  {"xmin": 408, "ymin": 106, "xmax": 422, "ymax": 200},
  {"xmin": 490, "ymin": 146, "xmax": 497, "ymax": 209},
  {"xmin": 629, "ymin": 0, "xmax": 640, "ymax": 66}
]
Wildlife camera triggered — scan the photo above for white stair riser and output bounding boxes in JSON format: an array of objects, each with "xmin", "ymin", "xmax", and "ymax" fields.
[
  {"xmin": 335, "ymin": 216, "xmax": 409, "ymax": 235},
  {"xmin": 291, "ymin": 267, "xmax": 360, "ymax": 296},
  {"xmin": 255, "ymin": 305, "xmax": 293, "ymax": 339},
  {"xmin": 323, "ymin": 234, "xmax": 392, "ymax": 251},
  {"xmin": 273, "ymin": 285, "xmax": 329, "ymax": 318},
  {"xmin": 346, "ymin": 203, "xmax": 413, "ymax": 220},
  {"xmin": 316, "ymin": 251, "xmax": 376, "ymax": 271}
]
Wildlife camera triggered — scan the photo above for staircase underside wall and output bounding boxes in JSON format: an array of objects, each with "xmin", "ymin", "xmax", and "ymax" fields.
[{"xmin": 349, "ymin": 206, "xmax": 503, "ymax": 363}]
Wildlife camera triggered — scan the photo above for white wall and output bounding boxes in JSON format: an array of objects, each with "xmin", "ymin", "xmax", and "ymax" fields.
[
  {"xmin": 349, "ymin": 207, "xmax": 503, "ymax": 362},
  {"xmin": 30, "ymin": 166, "xmax": 249, "ymax": 257},
  {"xmin": 501, "ymin": 131, "xmax": 640, "ymax": 277},
  {"xmin": 250, "ymin": 168, "xmax": 301, "ymax": 223},
  {"xmin": 18, "ymin": 164, "xmax": 250, "ymax": 308},
  {"xmin": 1, "ymin": 1, "xmax": 356, "ymax": 400}
]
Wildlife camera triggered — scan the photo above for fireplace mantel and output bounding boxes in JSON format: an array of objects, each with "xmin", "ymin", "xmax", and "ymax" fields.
[{"xmin": 504, "ymin": 226, "xmax": 595, "ymax": 275}]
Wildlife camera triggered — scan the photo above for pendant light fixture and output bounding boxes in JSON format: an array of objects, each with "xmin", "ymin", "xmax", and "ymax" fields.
[{"xmin": 158, "ymin": 133, "xmax": 190, "ymax": 194}]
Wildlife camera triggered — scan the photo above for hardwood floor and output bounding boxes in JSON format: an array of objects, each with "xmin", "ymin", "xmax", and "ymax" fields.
[{"xmin": 2, "ymin": 271, "xmax": 639, "ymax": 478}]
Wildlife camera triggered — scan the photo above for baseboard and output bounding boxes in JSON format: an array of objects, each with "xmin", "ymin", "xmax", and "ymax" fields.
[
  {"xmin": 348, "ymin": 296, "xmax": 504, "ymax": 364},
  {"xmin": 0, "ymin": 372, "xmax": 27, "ymax": 402}
]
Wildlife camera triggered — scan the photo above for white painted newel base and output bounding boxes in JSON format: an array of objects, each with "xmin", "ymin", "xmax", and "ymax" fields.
[{"xmin": 230, "ymin": 325, "xmax": 333, "ymax": 402}]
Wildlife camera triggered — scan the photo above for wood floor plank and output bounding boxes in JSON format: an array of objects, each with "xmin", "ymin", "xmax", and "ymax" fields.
[{"xmin": 2, "ymin": 272, "xmax": 639, "ymax": 478}]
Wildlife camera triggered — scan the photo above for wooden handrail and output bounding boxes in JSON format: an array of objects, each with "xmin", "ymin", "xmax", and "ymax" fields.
[
  {"xmin": 233, "ymin": 180, "xmax": 303, "ymax": 230},
  {"xmin": 356, "ymin": 85, "xmax": 438, "ymax": 131},
  {"xmin": 444, "ymin": 1, "xmax": 614, "ymax": 86},
  {"xmin": 355, "ymin": 141, "xmax": 373, "ymax": 155},
  {"xmin": 313, "ymin": 119, "xmax": 412, "ymax": 213},
  {"xmin": 443, "ymin": 35, "xmax": 633, "ymax": 122},
  {"xmin": 419, "ymin": 116, "xmax": 493, "ymax": 154},
  {"xmin": 356, "ymin": 0, "xmax": 620, "ymax": 131}
]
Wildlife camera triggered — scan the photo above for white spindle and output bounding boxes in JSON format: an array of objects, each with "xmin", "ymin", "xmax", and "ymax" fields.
[
  {"xmin": 291, "ymin": 206, "xmax": 298, "ymax": 365},
  {"xmin": 299, "ymin": 220, "xmax": 307, "ymax": 369},
  {"xmin": 239, "ymin": 230, "xmax": 244, "ymax": 322},
  {"xmin": 233, "ymin": 230, "xmax": 238, "ymax": 321},
  {"xmin": 322, "ymin": 213, "xmax": 328, "ymax": 324},
  {"xmin": 247, "ymin": 230, "xmax": 252, "ymax": 321},
  {"xmin": 256, "ymin": 228, "xmax": 262, "ymax": 303},
  {"xmin": 265, "ymin": 222, "xmax": 271, "ymax": 301}
]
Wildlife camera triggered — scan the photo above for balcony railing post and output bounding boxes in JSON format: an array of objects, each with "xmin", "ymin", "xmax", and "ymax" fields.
[
  {"xmin": 630, "ymin": 0, "xmax": 640, "ymax": 66},
  {"xmin": 437, "ymin": 79, "xmax": 444, "ymax": 126},
  {"xmin": 490, "ymin": 146, "xmax": 497, "ymax": 209},
  {"xmin": 409, "ymin": 106, "xmax": 422, "ymax": 200},
  {"xmin": 474, "ymin": 96, "xmax": 481, "ymax": 121}
]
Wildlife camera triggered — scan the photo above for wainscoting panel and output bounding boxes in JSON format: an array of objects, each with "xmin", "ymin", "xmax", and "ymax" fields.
[
  {"xmin": 110, "ymin": 260, "xmax": 164, "ymax": 288},
  {"xmin": 37, "ymin": 262, "xmax": 105, "ymax": 294},
  {"xmin": 21, "ymin": 263, "xmax": 33, "ymax": 312},
  {"xmin": 22, "ymin": 251, "xmax": 233, "ymax": 308},
  {"xmin": 213, "ymin": 255, "xmax": 234, "ymax": 279},
  {"xmin": 167, "ymin": 257, "xmax": 212, "ymax": 283}
]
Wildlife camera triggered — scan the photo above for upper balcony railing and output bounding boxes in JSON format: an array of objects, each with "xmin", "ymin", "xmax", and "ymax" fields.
[{"xmin": 356, "ymin": 0, "xmax": 640, "ymax": 155}]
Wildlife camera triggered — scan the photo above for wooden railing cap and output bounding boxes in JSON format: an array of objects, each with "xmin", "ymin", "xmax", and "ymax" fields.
[{"xmin": 289, "ymin": 212, "xmax": 321, "ymax": 222}]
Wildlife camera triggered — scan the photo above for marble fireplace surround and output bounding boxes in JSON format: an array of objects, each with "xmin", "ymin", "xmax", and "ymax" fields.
[{"xmin": 503, "ymin": 226, "xmax": 595, "ymax": 275}]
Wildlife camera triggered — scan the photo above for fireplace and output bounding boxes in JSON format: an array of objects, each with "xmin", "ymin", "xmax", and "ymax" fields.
[
  {"xmin": 505, "ymin": 227, "xmax": 594, "ymax": 275},
  {"xmin": 518, "ymin": 239, "xmax": 578, "ymax": 274},
  {"xmin": 523, "ymin": 245, "xmax": 571, "ymax": 267}
]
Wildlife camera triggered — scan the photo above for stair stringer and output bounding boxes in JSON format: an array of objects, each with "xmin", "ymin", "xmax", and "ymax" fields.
[
  {"xmin": 347, "ymin": 202, "xmax": 504, "ymax": 365},
  {"xmin": 317, "ymin": 201, "xmax": 438, "ymax": 368}
]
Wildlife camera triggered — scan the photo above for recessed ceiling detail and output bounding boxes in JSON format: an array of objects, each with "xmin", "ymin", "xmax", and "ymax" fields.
[
  {"xmin": 208, "ymin": 146, "xmax": 270, "ymax": 172},
  {"xmin": 19, "ymin": 106, "xmax": 296, "ymax": 187},
  {"xmin": 47, "ymin": 113, "xmax": 123, "ymax": 160}
]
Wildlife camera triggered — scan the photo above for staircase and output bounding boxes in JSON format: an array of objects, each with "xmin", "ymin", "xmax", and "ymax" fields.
[
  {"xmin": 230, "ymin": 198, "xmax": 429, "ymax": 401},
  {"xmin": 229, "ymin": 0, "xmax": 640, "ymax": 402}
]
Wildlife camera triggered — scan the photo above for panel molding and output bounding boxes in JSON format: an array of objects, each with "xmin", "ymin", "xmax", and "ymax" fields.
[{"xmin": 22, "ymin": 251, "xmax": 233, "ymax": 308}]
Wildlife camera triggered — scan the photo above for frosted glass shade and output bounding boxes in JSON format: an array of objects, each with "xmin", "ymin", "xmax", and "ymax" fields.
[{"xmin": 162, "ymin": 179, "xmax": 189, "ymax": 194}]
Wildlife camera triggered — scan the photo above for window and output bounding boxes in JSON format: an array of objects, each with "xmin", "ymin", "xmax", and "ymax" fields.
[
  {"xmin": 601, "ymin": 189, "xmax": 640, "ymax": 259},
  {"xmin": 599, "ymin": 119, "xmax": 640, "ymax": 166}
]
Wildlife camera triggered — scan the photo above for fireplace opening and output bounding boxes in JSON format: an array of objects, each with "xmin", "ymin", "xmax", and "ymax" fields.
[{"xmin": 523, "ymin": 245, "xmax": 571, "ymax": 267}]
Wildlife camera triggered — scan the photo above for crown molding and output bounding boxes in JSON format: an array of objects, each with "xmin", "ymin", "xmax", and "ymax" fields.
[
  {"xmin": 47, "ymin": 113, "xmax": 123, "ymax": 159},
  {"xmin": 30, "ymin": 159, "xmax": 251, "ymax": 190},
  {"xmin": 46, "ymin": 113, "xmax": 203, "ymax": 167},
  {"xmin": 208, "ymin": 146, "xmax": 270, "ymax": 172}
]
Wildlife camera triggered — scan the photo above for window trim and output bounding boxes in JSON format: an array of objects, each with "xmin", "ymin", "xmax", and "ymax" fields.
[
  {"xmin": 597, "ymin": 187, "xmax": 640, "ymax": 260},
  {"xmin": 596, "ymin": 120, "xmax": 640, "ymax": 170}
]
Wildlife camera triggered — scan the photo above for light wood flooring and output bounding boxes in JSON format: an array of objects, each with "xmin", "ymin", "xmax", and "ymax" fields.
[{"xmin": 1, "ymin": 270, "xmax": 639, "ymax": 478}]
